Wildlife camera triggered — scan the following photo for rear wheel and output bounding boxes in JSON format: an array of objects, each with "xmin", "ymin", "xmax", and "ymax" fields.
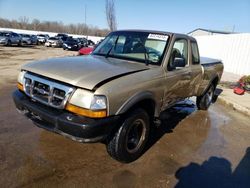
[
  {"xmin": 106, "ymin": 108, "xmax": 150, "ymax": 163},
  {"xmin": 197, "ymin": 85, "xmax": 215, "ymax": 110}
]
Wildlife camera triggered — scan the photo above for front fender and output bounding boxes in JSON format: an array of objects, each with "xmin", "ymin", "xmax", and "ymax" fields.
[{"xmin": 115, "ymin": 91, "xmax": 156, "ymax": 115}]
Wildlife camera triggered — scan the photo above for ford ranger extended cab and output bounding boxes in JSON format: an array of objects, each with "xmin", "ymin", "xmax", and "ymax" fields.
[{"xmin": 13, "ymin": 30, "xmax": 223, "ymax": 163}]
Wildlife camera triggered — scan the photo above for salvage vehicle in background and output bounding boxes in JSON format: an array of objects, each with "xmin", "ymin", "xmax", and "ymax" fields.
[
  {"xmin": 13, "ymin": 30, "xmax": 223, "ymax": 163},
  {"xmin": 55, "ymin": 33, "xmax": 68, "ymax": 42},
  {"xmin": 78, "ymin": 37, "xmax": 88, "ymax": 47},
  {"xmin": 78, "ymin": 39, "xmax": 104, "ymax": 55},
  {"xmin": 45, "ymin": 37, "xmax": 63, "ymax": 47},
  {"xmin": 0, "ymin": 31, "xmax": 21, "ymax": 46},
  {"xmin": 78, "ymin": 46, "xmax": 94, "ymax": 55},
  {"xmin": 37, "ymin": 34, "xmax": 49, "ymax": 44},
  {"xmin": 87, "ymin": 39, "xmax": 95, "ymax": 46},
  {"xmin": 30, "ymin": 35, "xmax": 38, "ymax": 45},
  {"xmin": 20, "ymin": 34, "xmax": 32, "ymax": 45},
  {"xmin": 63, "ymin": 37, "xmax": 83, "ymax": 50}
]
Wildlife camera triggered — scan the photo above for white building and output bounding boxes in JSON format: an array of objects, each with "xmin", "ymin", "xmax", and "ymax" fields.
[
  {"xmin": 195, "ymin": 33, "xmax": 250, "ymax": 75},
  {"xmin": 188, "ymin": 28, "xmax": 233, "ymax": 37}
]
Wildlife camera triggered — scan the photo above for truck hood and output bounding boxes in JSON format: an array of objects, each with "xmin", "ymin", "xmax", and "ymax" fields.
[{"xmin": 22, "ymin": 55, "xmax": 149, "ymax": 90}]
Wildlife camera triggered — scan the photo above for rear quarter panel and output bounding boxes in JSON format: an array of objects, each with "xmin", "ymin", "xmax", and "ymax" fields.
[{"xmin": 197, "ymin": 60, "xmax": 224, "ymax": 96}]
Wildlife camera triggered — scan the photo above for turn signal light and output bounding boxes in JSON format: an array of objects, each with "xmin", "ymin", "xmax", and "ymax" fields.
[
  {"xmin": 17, "ymin": 83, "xmax": 24, "ymax": 91},
  {"xmin": 65, "ymin": 103, "xmax": 107, "ymax": 118}
]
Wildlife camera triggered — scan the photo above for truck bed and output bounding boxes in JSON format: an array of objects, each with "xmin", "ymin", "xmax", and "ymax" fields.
[{"xmin": 200, "ymin": 57, "xmax": 222, "ymax": 65}]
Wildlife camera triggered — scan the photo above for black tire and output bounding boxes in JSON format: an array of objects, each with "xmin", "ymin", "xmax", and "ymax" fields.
[
  {"xmin": 106, "ymin": 108, "xmax": 150, "ymax": 163},
  {"xmin": 196, "ymin": 84, "xmax": 215, "ymax": 110}
]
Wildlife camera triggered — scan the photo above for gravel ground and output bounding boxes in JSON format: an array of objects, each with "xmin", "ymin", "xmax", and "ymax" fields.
[{"xmin": 0, "ymin": 45, "xmax": 77, "ymax": 87}]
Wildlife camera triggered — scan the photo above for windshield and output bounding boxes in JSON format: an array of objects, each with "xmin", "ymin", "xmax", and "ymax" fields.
[
  {"xmin": 93, "ymin": 31, "xmax": 169, "ymax": 65},
  {"xmin": 49, "ymin": 37, "xmax": 57, "ymax": 40},
  {"xmin": 66, "ymin": 38, "xmax": 78, "ymax": 42},
  {"xmin": 0, "ymin": 32, "xmax": 10, "ymax": 37}
]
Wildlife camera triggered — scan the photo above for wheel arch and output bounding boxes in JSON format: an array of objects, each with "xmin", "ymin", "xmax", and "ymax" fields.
[
  {"xmin": 200, "ymin": 74, "xmax": 220, "ymax": 96},
  {"xmin": 115, "ymin": 91, "xmax": 157, "ymax": 120}
]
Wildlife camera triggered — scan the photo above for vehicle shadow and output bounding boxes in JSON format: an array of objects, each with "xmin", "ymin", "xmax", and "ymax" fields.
[
  {"xmin": 144, "ymin": 100, "xmax": 197, "ymax": 153},
  {"xmin": 175, "ymin": 147, "xmax": 250, "ymax": 188}
]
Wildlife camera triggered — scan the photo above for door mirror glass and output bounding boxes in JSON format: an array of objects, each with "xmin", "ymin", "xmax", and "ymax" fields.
[
  {"xmin": 168, "ymin": 38, "xmax": 188, "ymax": 71},
  {"xmin": 173, "ymin": 57, "xmax": 186, "ymax": 68}
]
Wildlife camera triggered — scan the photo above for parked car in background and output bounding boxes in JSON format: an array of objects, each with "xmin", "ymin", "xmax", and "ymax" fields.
[
  {"xmin": 56, "ymin": 33, "xmax": 68, "ymax": 42},
  {"xmin": 87, "ymin": 39, "xmax": 95, "ymax": 46},
  {"xmin": 20, "ymin": 34, "xmax": 32, "ymax": 45},
  {"xmin": 63, "ymin": 37, "xmax": 82, "ymax": 50},
  {"xmin": 78, "ymin": 46, "xmax": 94, "ymax": 55},
  {"xmin": 78, "ymin": 37, "xmax": 88, "ymax": 47},
  {"xmin": 30, "ymin": 35, "xmax": 38, "ymax": 45},
  {"xmin": 78, "ymin": 38, "xmax": 103, "ymax": 55},
  {"xmin": 45, "ymin": 37, "xmax": 63, "ymax": 47},
  {"xmin": 37, "ymin": 34, "xmax": 49, "ymax": 44},
  {"xmin": 0, "ymin": 31, "xmax": 21, "ymax": 46}
]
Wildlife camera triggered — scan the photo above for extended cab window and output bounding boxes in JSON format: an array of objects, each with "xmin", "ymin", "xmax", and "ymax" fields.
[
  {"xmin": 168, "ymin": 39, "xmax": 188, "ymax": 71},
  {"xmin": 191, "ymin": 42, "xmax": 200, "ymax": 64}
]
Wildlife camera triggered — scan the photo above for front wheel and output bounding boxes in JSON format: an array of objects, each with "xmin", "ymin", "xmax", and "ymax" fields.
[
  {"xmin": 106, "ymin": 108, "xmax": 150, "ymax": 163},
  {"xmin": 196, "ymin": 85, "xmax": 215, "ymax": 110}
]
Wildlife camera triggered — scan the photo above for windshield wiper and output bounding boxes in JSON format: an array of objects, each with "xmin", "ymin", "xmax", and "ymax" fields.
[{"xmin": 105, "ymin": 36, "xmax": 119, "ymax": 58}]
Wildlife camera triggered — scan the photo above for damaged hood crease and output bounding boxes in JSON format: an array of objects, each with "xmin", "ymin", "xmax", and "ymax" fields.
[{"xmin": 22, "ymin": 55, "xmax": 149, "ymax": 90}]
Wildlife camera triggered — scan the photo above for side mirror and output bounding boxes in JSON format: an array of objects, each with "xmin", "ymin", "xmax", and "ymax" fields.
[{"xmin": 173, "ymin": 57, "xmax": 186, "ymax": 68}]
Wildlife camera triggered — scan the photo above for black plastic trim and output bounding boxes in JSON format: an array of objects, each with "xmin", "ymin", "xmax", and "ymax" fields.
[{"xmin": 12, "ymin": 90, "xmax": 120, "ymax": 143}]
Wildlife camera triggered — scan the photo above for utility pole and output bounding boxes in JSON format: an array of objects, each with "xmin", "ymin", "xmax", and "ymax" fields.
[
  {"xmin": 232, "ymin": 25, "xmax": 235, "ymax": 32},
  {"xmin": 85, "ymin": 4, "xmax": 88, "ymax": 39}
]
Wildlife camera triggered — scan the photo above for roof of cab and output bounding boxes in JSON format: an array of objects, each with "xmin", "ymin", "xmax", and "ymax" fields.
[{"xmin": 112, "ymin": 29, "xmax": 197, "ymax": 41}]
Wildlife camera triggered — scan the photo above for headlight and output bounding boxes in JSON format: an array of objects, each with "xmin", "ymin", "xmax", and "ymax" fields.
[
  {"xmin": 18, "ymin": 70, "xmax": 26, "ymax": 84},
  {"xmin": 17, "ymin": 70, "xmax": 26, "ymax": 91},
  {"xmin": 66, "ymin": 89, "xmax": 107, "ymax": 118}
]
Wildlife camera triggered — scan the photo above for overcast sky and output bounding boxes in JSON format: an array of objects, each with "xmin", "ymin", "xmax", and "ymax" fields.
[{"xmin": 0, "ymin": 0, "xmax": 249, "ymax": 33}]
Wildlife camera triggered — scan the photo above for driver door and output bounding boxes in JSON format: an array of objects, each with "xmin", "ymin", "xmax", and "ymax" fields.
[{"xmin": 162, "ymin": 38, "xmax": 193, "ymax": 108}]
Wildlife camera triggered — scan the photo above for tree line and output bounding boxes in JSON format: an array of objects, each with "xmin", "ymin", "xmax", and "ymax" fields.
[{"xmin": 0, "ymin": 17, "xmax": 110, "ymax": 37}]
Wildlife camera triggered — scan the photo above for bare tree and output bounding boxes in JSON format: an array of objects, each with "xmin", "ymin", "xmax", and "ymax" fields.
[
  {"xmin": 31, "ymin": 19, "xmax": 40, "ymax": 30},
  {"xmin": 19, "ymin": 16, "xmax": 29, "ymax": 29},
  {"xmin": 105, "ymin": 0, "xmax": 117, "ymax": 31},
  {"xmin": 0, "ymin": 17, "xmax": 109, "ymax": 37}
]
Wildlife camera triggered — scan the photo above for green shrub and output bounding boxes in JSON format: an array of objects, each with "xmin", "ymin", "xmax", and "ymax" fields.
[{"xmin": 243, "ymin": 75, "xmax": 250, "ymax": 84}]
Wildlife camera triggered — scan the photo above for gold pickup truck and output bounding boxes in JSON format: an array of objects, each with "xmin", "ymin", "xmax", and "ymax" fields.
[{"xmin": 13, "ymin": 30, "xmax": 223, "ymax": 163}]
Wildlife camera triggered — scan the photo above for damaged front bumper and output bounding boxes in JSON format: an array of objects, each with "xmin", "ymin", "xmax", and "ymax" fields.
[{"xmin": 12, "ymin": 90, "xmax": 120, "ymax": 143}]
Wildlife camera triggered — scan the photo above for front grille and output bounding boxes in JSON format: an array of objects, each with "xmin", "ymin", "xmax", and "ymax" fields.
[{"xmin": 24, "ymin": 73, "xmax": 74, "ymax": 109}]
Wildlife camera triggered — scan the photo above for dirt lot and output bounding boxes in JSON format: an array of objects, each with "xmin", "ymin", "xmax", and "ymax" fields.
[
  {"xmin": 0, "ymin": 45, "xmax": 77, "ymax": 87},
  {"xmin": 0, "ymin": 46, "xmax": 250, "ymax": 187}
]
